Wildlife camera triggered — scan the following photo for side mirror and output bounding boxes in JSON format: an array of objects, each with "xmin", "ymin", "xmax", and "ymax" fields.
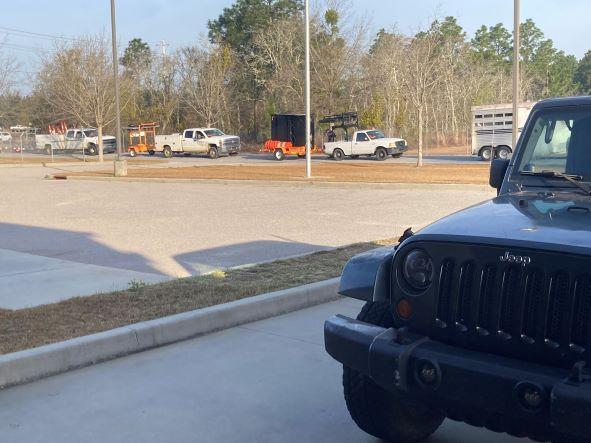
[{"xmin": 490, "ymin": 158, "xmax": 510, "ymax": 193}]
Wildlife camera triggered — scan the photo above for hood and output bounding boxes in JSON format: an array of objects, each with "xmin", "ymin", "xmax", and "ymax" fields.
[
  {"xmin": 218, "ymin": 135, "xmax": 239, "ymax": 140},
  {"xmin": 413, "ymin": 192, "xmax": 591, "ymax": 256}
]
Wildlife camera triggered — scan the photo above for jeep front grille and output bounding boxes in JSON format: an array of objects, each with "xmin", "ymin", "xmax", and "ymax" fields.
[{"xmin": 431, "ymin": 256, "xmax": 591, "ymax": 366}]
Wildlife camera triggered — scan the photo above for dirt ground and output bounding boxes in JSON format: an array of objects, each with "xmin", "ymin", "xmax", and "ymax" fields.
[{"xmin": 60, "ymin": 161, "xmax": 489, "ymax": 185}]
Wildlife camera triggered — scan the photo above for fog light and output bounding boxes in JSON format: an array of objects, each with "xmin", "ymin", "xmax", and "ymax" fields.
[
  {"xmin": 522, "ymin": 386, "xmax": 543, "ymax": 410},
  {"xmin": 396, "ymin": 299, "xmax": 413, "ymax": 320},
  {"xmin": 418, "ymin": 361, "xmax": 438, "ymax": 386}
]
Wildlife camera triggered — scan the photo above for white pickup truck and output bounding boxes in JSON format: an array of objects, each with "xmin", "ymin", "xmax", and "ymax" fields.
[
  {"xmin": 323, "ymin": 129, "xmax": 407, "ymax": 161},
  {"xmin": 36, "ymin": 128, "xmax": 116, "ymax": 155},
  {"xmin": 154, "ymin": 128, "xmax": 240, "ymax": 159}
]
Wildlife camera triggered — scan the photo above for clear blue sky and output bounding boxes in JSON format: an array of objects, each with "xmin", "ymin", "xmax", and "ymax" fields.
[{"xmin": 3, "ymin": 0, "xmax": 590, "ymax": 88}]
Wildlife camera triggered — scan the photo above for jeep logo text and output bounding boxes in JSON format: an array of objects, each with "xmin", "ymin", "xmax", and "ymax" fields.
[{"xmin": 499, "ymin": 251, "xmax": 531, "ymax": 267}]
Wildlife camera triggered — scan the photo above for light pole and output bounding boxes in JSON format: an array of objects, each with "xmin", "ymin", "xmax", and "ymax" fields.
[
  {"xmin": 110, "ymin": 0, "xmax": 126, "ymax": 175},
  {"xmin": 512, "ymin": 0, "xmax": 520, "ymax": 150},
  {"xmin": 304, "ymin": 0, "xmax": 312, "ymax": 179}
]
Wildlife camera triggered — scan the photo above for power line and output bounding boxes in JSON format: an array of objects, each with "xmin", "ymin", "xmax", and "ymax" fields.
[{"xmin": 0, "ymin": 25, "xmax": 75, "ymax": 41}]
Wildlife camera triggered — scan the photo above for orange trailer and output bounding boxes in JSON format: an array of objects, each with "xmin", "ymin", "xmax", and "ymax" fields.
[
  {"xmin": 127, "ymin": 122, "xmax": 159, "ymax": 157},
  {"xmin": 262, "ymin": 114, "xmax": 319, "ymax": 160}
]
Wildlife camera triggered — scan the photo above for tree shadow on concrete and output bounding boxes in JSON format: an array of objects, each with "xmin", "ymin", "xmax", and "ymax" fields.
[
  {"xmin": 174, "ymin": 240, "xmax": 329, "ymax": 276},
  {"xmin": 0, "ymin": 222, "xmax": 161, "ymax": 275}
]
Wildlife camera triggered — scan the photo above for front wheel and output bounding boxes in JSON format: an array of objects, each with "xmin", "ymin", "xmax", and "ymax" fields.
[
  {"xmin": 343, "ymin": 302, "xmax": 444, "ymax": 442},
  {"xmin": 87, "ymin": 144, "xmax": 97, "ymax": 156},
  {"xmin": 208, "ymin": 146, "xmax": 219, "ymax": 159},
  {"xmin": 375, "ymin": 147, "xmax": 387, "ymax": 161},
  {"xmin": 274, "ymin": 149, "xmax": 285, "ymax": 161}
]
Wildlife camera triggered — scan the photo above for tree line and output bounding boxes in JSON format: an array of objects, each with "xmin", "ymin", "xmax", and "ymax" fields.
[{"xmin": 1, "ymin": 0, "xmax": 591, "ymax": 161}]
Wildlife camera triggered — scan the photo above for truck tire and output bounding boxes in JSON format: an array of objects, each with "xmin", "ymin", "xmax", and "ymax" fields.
[
  {"xmin": 274, "ymin": 149, "xmax": 285, "ymax": 161},
  {"xmin": 87, "ymin": 144, "xmax": 97, "ymax": 156},
  {"xmin": 496, "ymin": 146, "xmax": 511, "ymax": 160},
  {"xmin": 163, "ymin": 146, "xmax": 173, "ymax": 158},
  {"xmin": 479, "ymin": 146, "xmax": 492, "ymax": 161},
  {"xmin": 208, "ymin": 146, "xmax": 219, "ymax": 159},
  {"xmin": 343, "ymin": 302, "xmax": 444, "ymax": 442},
  {"xmin": 375, "ymin": 147, "xmax": 387, "ymax": 161},
  {"xmin": 333, "ymin": 148, "xmax": 345, "ymax": 161}
]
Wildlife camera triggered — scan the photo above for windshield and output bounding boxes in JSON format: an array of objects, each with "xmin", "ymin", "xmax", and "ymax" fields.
[
  {"xmin": 205, "ymin": 129, "xmax": 224, "ymax": 137},
  {"xmin": 366, "ymin": 130, "xmax": 386, "ymax": 140},
  {"xmin": 83, "ymin": 130, "xmax": 98, "ymax": 137},
  {"xmin": 517, "ymin": 107, "xmax": 591, "ymax": 180}
]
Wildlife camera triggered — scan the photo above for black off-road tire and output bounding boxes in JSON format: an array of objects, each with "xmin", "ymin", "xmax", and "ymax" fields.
[
  {"xmin": 163, "ymin": 146, "xmax": 173, "ymax": 158},
  {"xmin": 375, "ymin": 147, "xmax": 388, "ymax": 161},
  {"xmin": 343, "ymin": 302, "xmax": 444, "ymax": 442},
  {"xmin": 87, "ymin": 144, "xmax": 97, "ymax": 156},
  {"xmin": 333, "ymin": 148, "xmax": 345, "ymax": 161}
]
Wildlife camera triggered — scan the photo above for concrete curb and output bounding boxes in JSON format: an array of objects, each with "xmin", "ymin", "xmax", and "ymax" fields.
[
  {"xmin": 0, "ymin": 278, "xmax": 340, "ymax": 389},
  {"xmin": 56, "ymin": 174, "xmax": 491, "ymax": 191}
]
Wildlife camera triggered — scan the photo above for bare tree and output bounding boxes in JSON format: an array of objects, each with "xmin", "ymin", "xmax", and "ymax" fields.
[
  {"xmin": 36, "ymin": 35, "xmax": 128, "ymax": 161},
  {"xmin": 400, "ymin": 34, "xmax": 443, "ymax": 166},
  {"xmin": 179, "ymin": 43, "xmax": 233, "ymax": 128}
]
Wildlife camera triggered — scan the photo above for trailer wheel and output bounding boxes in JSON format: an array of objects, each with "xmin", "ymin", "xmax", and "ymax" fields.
[
  {"xmin": 148, "ymin": 150, "xmax": 155, "ymax": 156},
  {"xmin": 163, "ymin": 146, "xmax": 173, "ymax": 158},
  {"xmin": 375, "ymin": 147, "xmax": 387, "ymax": 161},
  {"xmin": 208, "ymin": 146, "xmax": 219, "ymax": 159},
  {"xmin": 479, "ymin": 146, "xmax": 492, "ymax": 161},
  {"xmin": 128, "ymin": 148, "xmax": 136, "ymax": 157},
  {"xmin": 333, "ymin": 149, "xmax": 345, "ymax": 161},
  {"xmin": 274, "ymin": 149, "xmax": 285, "ymax": 161},
  {"xmin": 496, "ymin": 146, "xmax": 511, "ymax": 160}
]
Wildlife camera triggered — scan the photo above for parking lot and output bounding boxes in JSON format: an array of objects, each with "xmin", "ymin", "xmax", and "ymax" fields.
[{"xmin": 0, "ymin": 162, "xmax": 493, "ymax": 308}]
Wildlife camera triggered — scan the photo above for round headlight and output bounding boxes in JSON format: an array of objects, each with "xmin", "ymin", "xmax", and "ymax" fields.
[{"xmin": 403, "ymin": 249, "xmax": 433, "ymax": 290}]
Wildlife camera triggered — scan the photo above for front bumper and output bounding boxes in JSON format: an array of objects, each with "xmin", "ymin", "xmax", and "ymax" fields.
[
  {"xmin": 324, "ymin": 315, "xmax": 591, "ymax": 440},
  {"xmin": 386, "ymin": 145, "xmax": 407, "ymax": 155}
]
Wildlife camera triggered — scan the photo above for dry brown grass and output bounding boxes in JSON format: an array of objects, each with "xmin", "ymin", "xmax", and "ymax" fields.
[
  {"xmin": 0, "ymin": 240, "xmax": 396, "ymax": 355},
  {"xmin": 59, "ymin": 162, "xmax": 489, "ymax": 185}
]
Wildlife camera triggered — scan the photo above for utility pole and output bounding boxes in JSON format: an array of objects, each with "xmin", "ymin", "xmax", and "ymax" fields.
[
  {"xmin": 110, "ymin": 0, "xmax": 126, "ymax": 175},
  {"xmin": 157, "ymin": 40, "xmax": 169, "ymax": 57},
  {"xmin": 304, "ymin": 0, "xmax": 312, "ymax": 179},
  {"xmin": 512, "ymin": 0, "xmax": 520, "ymax": 150}
]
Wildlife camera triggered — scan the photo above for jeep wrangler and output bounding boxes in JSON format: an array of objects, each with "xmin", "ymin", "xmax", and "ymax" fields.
[{"xmin": 324, "ymin": 96, "xmax": 591, "ymax": 443}]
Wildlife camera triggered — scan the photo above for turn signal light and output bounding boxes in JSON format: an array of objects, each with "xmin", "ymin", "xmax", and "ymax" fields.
[{"xmin": 396, "ymin": 299, "xmax": 413, "ymax": 320}]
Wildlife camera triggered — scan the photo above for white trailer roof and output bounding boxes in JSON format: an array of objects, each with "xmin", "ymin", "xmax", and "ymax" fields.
[{"xmin": 471, "ymin": 102, "xmax": 536, "ymax": 112}]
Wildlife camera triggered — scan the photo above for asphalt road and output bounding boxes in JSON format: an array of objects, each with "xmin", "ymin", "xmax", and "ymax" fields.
[
  {"xmin": 0, "ymin": 163, "xmax": 494, "ymax": 307},
  {"xmin": 0, "ymin": 298, "xmax": 528, "ymax": 443}
]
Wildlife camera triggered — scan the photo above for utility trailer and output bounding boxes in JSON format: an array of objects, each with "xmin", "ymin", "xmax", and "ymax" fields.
[
  {"xmin": 126, "ymin": 122, "xmax": 158, "ymax": 157},
  {"xmin": 471, "ymin": 103, "xmax": 535, "ymax": 160},
  {"xmin": 262, "ymin": 114, "xmax": 318, "ymax": 160}
]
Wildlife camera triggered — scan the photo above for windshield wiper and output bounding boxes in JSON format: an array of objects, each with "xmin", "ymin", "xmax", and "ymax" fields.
[{"xmin": 520, "ymin": 170, "xmax": 591, "ymax": 196}]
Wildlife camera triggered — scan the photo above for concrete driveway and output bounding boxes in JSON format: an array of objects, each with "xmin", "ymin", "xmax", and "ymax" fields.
[{"xmin": 0, "ymin": 298, "xmax": 528, "ymax": 443}]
